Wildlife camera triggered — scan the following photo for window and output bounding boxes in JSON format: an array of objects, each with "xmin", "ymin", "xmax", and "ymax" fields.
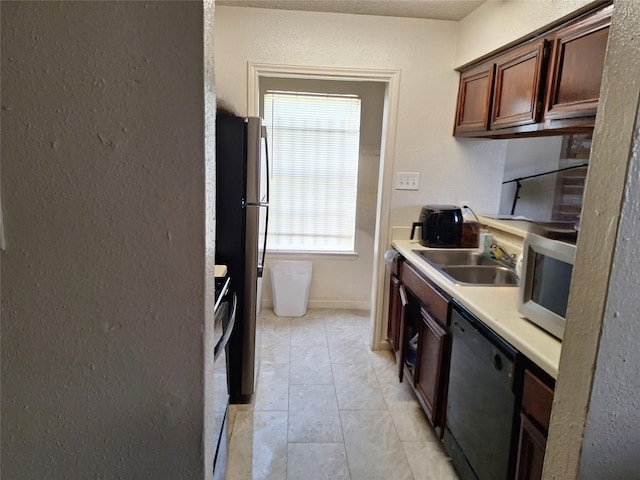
[{"xmin": 263, "ymin": 91, "xmax": 361, "ymax": 253}]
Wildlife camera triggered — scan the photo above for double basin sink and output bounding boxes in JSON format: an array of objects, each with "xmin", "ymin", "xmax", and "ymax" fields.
[{"xmin": 412, "ymin": 249, "xmax": 519, "ymax": 287}]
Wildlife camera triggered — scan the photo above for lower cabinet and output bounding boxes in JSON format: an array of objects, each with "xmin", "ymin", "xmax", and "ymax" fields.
[
  {"xmin": 516, "ymin": 415, "xmax": 547, "ymax": 480},
  {"xmin": 387, "ymin": 273, "xmax": 402, "ymax": 353},
  {"xmin": 386, "ymin": 254, "xmax": 557, "ymax": 478},
  {"xmin": 387, "ymin": 254, "xmax": 408, "ymax": 380},
  {"xmin": 389, "ymin": 260, "xmax": 451, "ymax": 431},
  {"xmin": 415, "ymin": 307, "xmax": 449, "ymax": 428},
  {"xmin": 516, "ymin": 369, "xmax": 555, "ymax": 480}
]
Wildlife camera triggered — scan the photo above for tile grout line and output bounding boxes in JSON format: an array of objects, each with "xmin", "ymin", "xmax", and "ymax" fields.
[
  {"xmin": 326, "ymin": 315, "xmax": 353, "ymax": 480},
  {"xmin": 286, "ymin": 314, "xmax": 293, "ymax": 479},
  {"xmin": 250, "ymin": 309, "xmax": 448, "ymax": 480},
  {"xmin": 372, "ymin": 348, "xmax": 421, "ymax": 480}
]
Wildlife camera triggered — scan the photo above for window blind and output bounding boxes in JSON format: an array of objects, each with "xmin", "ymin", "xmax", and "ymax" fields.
[{"xmin": 263, "ymin": 91, "xmax": 361, "ymax": 252}]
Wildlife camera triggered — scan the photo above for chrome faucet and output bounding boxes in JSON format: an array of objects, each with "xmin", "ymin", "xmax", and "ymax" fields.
[{"xmin": 489, "ymin": 244, "xmax": 517, "ymax": 269}]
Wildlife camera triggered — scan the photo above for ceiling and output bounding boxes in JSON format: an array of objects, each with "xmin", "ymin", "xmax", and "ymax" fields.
[{"xmin": 216, "ymin": 0, "xmax": 487, "ymax": 21}]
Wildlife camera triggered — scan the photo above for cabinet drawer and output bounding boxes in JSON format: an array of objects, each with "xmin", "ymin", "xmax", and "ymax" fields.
[
  {"xmin": 522, "ymin": 369, "xmax": 554, "ymax": 432},
  {"xmin": 401, "ymin": 262, "xmax": 449, "ymax": 325}
]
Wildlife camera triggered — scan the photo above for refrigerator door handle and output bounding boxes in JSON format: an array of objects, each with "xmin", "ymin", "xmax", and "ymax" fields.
[
  {"xmin": 261, "ymin": 125, "xmax": 270, "ymax": 203},
  {"xmin": 245, "ymin": 117, "xmax": 262, "ymax": 205},
  {"xmin": 258, "ymin": 205, "xmax": 269, "ymax": 278},
  {"xmin": 257, "ymin": 123, "xmax": 269, "ymax": 278}
]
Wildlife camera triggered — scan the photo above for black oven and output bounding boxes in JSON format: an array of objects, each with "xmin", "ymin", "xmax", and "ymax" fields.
[{"xmin": 212, "ymin": 276, "xmax": 236, "ymax": 479}]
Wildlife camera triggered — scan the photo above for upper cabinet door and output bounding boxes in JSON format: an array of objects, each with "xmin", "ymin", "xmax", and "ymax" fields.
[
  {"xmin": 544, "ymin": 5, "xmax": 612, "ymax": 120},
  {"xmin": 491, "ymin": 39, "xmax": 549, "ymax": 130},
  {"xmin": 453, "ymin": 62, "xmax": 495, "ymax": 135}
]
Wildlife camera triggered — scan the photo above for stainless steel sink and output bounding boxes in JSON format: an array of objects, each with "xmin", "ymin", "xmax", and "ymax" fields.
[
  {"xmin": 411, "ymin": 249, "xmax": 518, "ymax": 286},
  {"xmin": 439, "ymin": 266, "xmax": 519, "ymax": 286},
  {"xmin": 413, "ymin": 249, "xmax": 502, "ymax": 267}
]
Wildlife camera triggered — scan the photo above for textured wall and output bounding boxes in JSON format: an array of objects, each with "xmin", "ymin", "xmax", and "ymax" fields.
[
  {"xmin": 500, "ymin": 137, "xmax": 564, "ymax": 219},
  {"xmin": 577, "ymin": 0, "xmax": 640, "ymax": 476},
  {"xmin": 203, "ymin": 1, "xmax": 218, "ymax": 479},
  {"xmin": 543, "ymin": 0, "xmax": 640, "ymax": 478},
  {"xmin": 455, "ymin": 0, "xmax": 598, "ymax": 67},
  {"xmin": 580, "ymin": 103, "xmax": 640, "ymax": 477},
  {"xmin": 215, "ymin": 6, "xmax": 510, "ymax": 306},
  {"xmin": 1, "ymin": 2, "xmax": 208, "ymax": 478}
]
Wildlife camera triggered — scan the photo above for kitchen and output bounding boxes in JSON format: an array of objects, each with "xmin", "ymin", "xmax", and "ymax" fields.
[
  {"xmin": 1, "ymin": 1, "xmax": 639, "ymax": 480},
  {"xmin": 215, "ymin": 1, "xmax": 639, "ymax": 479}
]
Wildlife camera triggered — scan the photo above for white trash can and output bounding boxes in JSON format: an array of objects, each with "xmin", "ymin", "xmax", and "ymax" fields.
[{"xmin": 271, "ymin": 261, "xmax": 312, "ymax": 317}]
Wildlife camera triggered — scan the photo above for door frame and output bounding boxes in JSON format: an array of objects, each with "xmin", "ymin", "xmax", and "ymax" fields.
[{"xmin": 248, "ymin": 62, "xmax": 400, "ymax": 350}]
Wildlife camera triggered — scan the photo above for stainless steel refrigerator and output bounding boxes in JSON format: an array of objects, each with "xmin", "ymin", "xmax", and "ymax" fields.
[{"xmin": 215, "ymin": 110, "xmax": 269, "ymax": 403}]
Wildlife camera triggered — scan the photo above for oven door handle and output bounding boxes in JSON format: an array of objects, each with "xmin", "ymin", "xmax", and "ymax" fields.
[{"xmin": 214, "ymin": 292, "xmax": 237, "ymax": 361}]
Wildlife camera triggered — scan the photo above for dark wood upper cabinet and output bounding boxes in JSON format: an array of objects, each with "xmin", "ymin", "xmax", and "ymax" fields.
[
  {"xmin": 453, "ymin": 2, "xmax": 612, "ymax": 138},
  {"xmin": 491, "ymin": 40, "xmax": 548, "ymax": 130},
  {"xmin": 453, "ymin": 62, "xmax": 495, "ymax": 135},
  {"xmin": 544, "ymin": 5, "xmax": 612, "ymax": 120}
]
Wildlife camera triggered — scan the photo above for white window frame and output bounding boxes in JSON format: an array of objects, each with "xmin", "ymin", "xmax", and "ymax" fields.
[
  {"xmin": 262, "ymin": 90, "xmax": 361, "ymax": 254},
  {"xmin": 248, "ymin": 62, "xmax": 402, "ymax": 353}
]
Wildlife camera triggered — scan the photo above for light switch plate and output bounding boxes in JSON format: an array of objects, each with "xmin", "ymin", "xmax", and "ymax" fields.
[{"xmin": 395, "ymin": 172, "xmax": 420, "ymax": 190}]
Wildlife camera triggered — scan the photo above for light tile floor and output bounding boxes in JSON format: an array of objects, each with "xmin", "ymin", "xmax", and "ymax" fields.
[{"xmin": 225, "ymin": 308, "xmax": 459, "ymax": 480}]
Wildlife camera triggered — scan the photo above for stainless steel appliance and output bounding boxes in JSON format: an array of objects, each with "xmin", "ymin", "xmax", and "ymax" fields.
[
  {"xmin": 212, "ymin": 274, "xmax": 236, "ymax": 479},
  {"xmin": 216, "ymin": 110, "xmax": 270, "ymax": 403},
  {"xmin": 444, "ymin": 302, "xmax": 519, "ymax": 480},
  {"xmin": 518, "ymin": 233, "xmax": 577, "ymax": 340},
  {"xmin": 410, "ymin": 204, "xmax": 463, "ymax": 248}
]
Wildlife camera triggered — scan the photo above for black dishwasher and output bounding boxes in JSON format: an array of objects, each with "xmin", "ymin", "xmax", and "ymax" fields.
[{"xmin": 444, "ymin": 301, "xmax": 519, "ymax": 480}]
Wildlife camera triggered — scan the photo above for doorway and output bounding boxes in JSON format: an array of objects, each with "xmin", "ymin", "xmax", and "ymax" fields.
[{"xmin": 248, "ymin": 63, "xmax": 400, "ymax": 350}]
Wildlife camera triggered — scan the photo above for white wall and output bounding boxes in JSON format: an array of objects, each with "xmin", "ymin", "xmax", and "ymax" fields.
[
  {"xmin": 1, "ymin": 3, "xmax": 211, "ymax": 478},
  {"xmin": 455, "ymin": 0, "xmax": 598, "ymax": 67},
  {"xmin": 499, "ymin": 137, "xmax": 564, "ymax": 219},
  {"xmin": 215, "ymin": 6, "xmax": 508, "ymax": 306}
]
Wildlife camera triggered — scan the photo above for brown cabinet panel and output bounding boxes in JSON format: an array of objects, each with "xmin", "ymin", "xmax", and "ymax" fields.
[
  {"xmin": 453, "ymin": 3, "xmax": 611, "ymax": 138},
  {"xmin": 415, "ymin": 308, "xmax": 449, "ymax": 428},
  {"xmin": 454, "ymin": 63, "xmax": 495, "ymax": 135},
  {"xmin": 491, "ymin": 40, "xmax": 548, "ymax": 129},
  {"xmin": 394, "ymin": 260, "xmax": 451, "ymax": 430},
  {"xmin": 545, "ymin": 5, "xmax": 611, "ymax": 120},
  {"xmin": 396, "ymin": 284, "xmax": 408, "ymax": 383},
  {"xmin": 521, "ymin": 369, "xmax": 554, "ymax": 432},
  {"xmin": 516, "ymin": 414, "xmax": 547, "ymax": 480},
  {"xmin": 401, "ymin": 262, "xmax": 449, "ymax": 325},
  {"xmin": 516, "ymin": 369, "xmax": 555, "ymax": 480},
  {"xmin": 387, "ymin": 274, "xmax": 401, "ymax": 352}
]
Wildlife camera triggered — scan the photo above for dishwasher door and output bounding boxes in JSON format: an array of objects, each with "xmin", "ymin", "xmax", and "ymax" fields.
[{"xmin": 444, "ymin": 303, "xmax": 518, "ymax": 480}]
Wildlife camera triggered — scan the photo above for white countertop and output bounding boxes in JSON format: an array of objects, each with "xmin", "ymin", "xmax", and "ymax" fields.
[
  {"xmin": 392, "ymin": 239, "xmax": 562, "ymax": 379},
  {"xmin": 477, "ymin": 216, "xmax": 539, "ymax": 238},
  {"xmin": 214, "ymin": 265, "xmax": 228, "ymax": 278}
]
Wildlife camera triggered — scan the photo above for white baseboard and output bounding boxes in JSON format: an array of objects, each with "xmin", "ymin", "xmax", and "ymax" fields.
[{"xmin": 262, "ymin": 299, "xmax": 370, "ymax": 311}]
